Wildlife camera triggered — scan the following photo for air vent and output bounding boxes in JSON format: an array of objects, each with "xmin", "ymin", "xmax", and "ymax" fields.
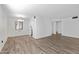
[{"xmin": 72, "ymin": 16, "xmax": 78, "ymax": 19}]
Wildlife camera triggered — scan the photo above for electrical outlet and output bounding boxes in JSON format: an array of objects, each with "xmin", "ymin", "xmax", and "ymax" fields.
[{"xmin": 1, "ymin": 41, "xmax": 3, "ymax": 43}]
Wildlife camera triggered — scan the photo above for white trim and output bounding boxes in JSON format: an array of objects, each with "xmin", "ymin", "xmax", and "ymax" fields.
[
  {"xmin": 0, "ymin": 38, "xmax": 8, "ymax": 52},
  {"xmin": 62, "ymin": 34, "xmax": 79, "ymax": 38},
  {"xmin": 33, "ymin": 34, "xmax": 52, "ymax": 39}
]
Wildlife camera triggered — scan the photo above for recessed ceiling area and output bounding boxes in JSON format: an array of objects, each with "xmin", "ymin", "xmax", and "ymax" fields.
[{"xmin": 2, "ymin": 4, "xmax": 79, "ymax": 19}]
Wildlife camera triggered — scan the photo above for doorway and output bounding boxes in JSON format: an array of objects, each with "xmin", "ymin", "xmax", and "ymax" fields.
[
  {"xmin": 30, "ymin": 26, "xmax": 33, "ymax": 36},
  {"xmin": 52, "ymin": 21, "xmax": 62, "ymax": 40}
]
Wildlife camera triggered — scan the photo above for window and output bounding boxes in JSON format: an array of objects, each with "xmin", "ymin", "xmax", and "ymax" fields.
[{"xmin": 15, "ymin": 18, "xmax": 24, "ymax": 30}]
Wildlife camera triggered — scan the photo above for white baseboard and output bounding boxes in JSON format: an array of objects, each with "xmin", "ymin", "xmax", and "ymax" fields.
[
  {"xmin": 33, "ymin": 34, "xmax": 52, "ymax": 39},
  {"xmin": 0, "ymin": 38, "xmax": 8, "ymax": 52},
  {"xmin": 62, "ymin": 34, "xmax": 79, "ymax": 38}
]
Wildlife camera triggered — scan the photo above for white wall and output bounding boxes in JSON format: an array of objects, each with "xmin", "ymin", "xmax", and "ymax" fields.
[
  {"xmin": 8, "ymin": 15, "xmax": 79, "ymax": 39},
  {"xmin": 62, "ymin": 17, "xmax": 79, "ymax": 38},
  {"xmin": 8, "ymin": 17, "xmax": 30, "ymax": 37},
  {"xmin": 0, "ymin": 5, "xmax": 8, "ymax": 51},
  {"xmin": 33, "ymin": 17, "xmax": 52, "ymax": 39}
]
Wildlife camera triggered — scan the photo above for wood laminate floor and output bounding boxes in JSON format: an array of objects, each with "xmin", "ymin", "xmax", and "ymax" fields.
[{"xmin": 1, "ymin": 35, "xmax": 79, "ymax": 54}]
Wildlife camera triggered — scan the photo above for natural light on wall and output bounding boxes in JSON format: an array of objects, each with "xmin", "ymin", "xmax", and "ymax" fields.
[
  {"xmin": 7, "ymin": 4, "xmax": 31, "ymax": 12},
  {"xmin": 15, "ymin": 14, "xmax": 26, "ymax": 18}
]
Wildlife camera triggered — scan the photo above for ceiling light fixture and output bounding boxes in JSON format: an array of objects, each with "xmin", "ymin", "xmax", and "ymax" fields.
[{"xmin": 17, "ymin": 17, "xmax": 24, "ymax": 22}]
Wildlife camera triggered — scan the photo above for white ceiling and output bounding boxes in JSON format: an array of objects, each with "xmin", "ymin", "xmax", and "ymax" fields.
[{"xmin": 1, "ymin": 4, "xmax": 79, "ymax": 19}]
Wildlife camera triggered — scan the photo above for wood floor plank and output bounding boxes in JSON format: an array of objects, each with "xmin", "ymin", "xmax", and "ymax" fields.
[{"xmin": 1, "ymin": 35, "xmax": 79, "ymax": 54}]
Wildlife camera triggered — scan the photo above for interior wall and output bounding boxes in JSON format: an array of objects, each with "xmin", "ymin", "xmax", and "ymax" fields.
[
  {"xmin": 0, "ymin": 5, "xmax": 8, "ymax": 51},
  {"xmin": 8, "ymin": 17, "xmax": 30, "ymax": 37},
  {"xmin": 52, "ymin": 21, "xmax": 56, "ymax": 34},
  {"xmin": 33, "ymin": 17, "xmax": 52, "ymax": 39},
  {"xmin": 8, "ymin": 15, "xmax": 54, "ymax": 39},
  {"xmin": 62, "ymin": 17, "xmax": 79, "ymax": 38}
]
